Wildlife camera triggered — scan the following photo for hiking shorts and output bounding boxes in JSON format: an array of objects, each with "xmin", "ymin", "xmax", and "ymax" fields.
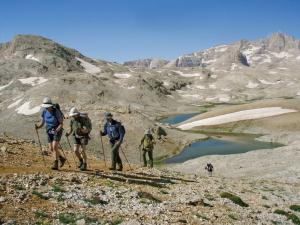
[
  {"xmin": 73, "ymin": 136, "xmax": 89, "ymax": 146},
  {"xmin": 47, "ymin": 130, "xmax": 63, "ymax": 143}
]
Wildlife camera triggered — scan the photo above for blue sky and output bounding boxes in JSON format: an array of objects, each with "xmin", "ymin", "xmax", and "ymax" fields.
[{"xmin": 0, "ymin": 0, "xmax": 299, "ymax": 62}]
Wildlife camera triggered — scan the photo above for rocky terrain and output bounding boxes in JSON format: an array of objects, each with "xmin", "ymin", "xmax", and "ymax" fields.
[
  {"xmin": 1, "ymin": 136, "xmax": 300, "ymax": 225},
  {"xmin": 1, "ymin": 33, "xmax": 300, "ymax": 224}
]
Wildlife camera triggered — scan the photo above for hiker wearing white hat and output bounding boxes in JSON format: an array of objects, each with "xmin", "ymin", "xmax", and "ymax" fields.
[
  {"xmin": 35, "ymin": 97, "xmax": 66, "ymax": 170},
  {"xmin": 66, "ymin": 107, "xmax": 92, "ymax": 171}
]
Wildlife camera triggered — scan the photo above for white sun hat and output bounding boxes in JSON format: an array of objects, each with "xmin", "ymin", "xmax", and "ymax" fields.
[
  {"xmin": 69, "ymin": 107, "xmax": 80, "ymax": 117},
  {"xmin": 41, "ymin": 97, "xmax": 53, "ymax": 108},
  {"xmin": 144, "ymin": 129, "xmax": 151, "ymax": 135}
]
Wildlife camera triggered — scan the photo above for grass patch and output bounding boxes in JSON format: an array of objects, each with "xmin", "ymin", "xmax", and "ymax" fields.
[
  {"xmin": 13, "ymin": 184, "xmax": 26, "ymax": 190},
  {"xmin": 262, "ymin": 195, "xmax": 268, "ymax": 200},
  {"xmin": 84, "ymin": 197, "xmax": 108, "ymax": 205},
  {"xmin": 220, "ymin": 192, "xmax": 249, "ymax": 207},
  {"xmin": 32, "ymin": 190, "xmax": 49, "ymax": 200},
  {"xmin": 228, "ymin": 214, "xmax": 238, "ymax": 220},
  {"xmin": 195, "ymin": 213, "xmax": 209, "ymax": 220},
  {"xmin": 58, "ymin": 213, "xmax": 76, "ymax": 224},
  {"xmin": 52, "ymin": 185, "xmax": 66, "ymax": 193},
  {"xmin": 274, "ymin": 209, "xmax": 300, "ymax": 225},
  {"xmin": 35, "ymin": 210, "xmax": 49, "ymax": 219},
  {"xmin": 111, "ymin": 218, "xmax": 123, "ymax": 225},
  {"xmin": 290, "ymin": 205, "xmax": 300, "ymax": 212},
  {"xmin": 137, "ymin": 191, "xmax": 161, "ymax": 203}
]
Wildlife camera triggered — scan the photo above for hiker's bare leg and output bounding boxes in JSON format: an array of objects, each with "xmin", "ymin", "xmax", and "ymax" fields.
[
  {"xmin": 74, "ymin": 144, "xmax": 82, "ymax": 160},
  {"xmin": 81, "ymin": 145, "xmax": 87, "ymax": 164},
  {"xmin": 48, "ymin": 143, "xmax": 53, "ymax": 153},
  {"xmin": 52, "ymin": 141, "xmax": 60, "ymax": 160}
]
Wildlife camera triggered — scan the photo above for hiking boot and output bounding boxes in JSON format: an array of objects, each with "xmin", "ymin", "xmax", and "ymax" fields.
[
  {"xmin": 109, "ymin": 167, "xmax": 116, "ymax": 171},
  {"xmin": 117, "ymin": 166, "xmax": 123, "ymax": 171},
  {"xmin": 51, "ymin": 160, "xmax": 59, "ymax": 170},
  {"xmin": 59, "ymin": 156, "xmax": 66, "ymax": 168},
  {"xmin": 78, "ymin": 159, "xmax": 83, "ymax": 168},
  {"xmin": 80, "ymin": 163, "xmax": 87, "ymax": 171}
]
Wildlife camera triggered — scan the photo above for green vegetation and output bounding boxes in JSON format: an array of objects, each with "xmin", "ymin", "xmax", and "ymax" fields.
[
  {"xmin": 262, "ymin": 195, "xmax": 268, "ymax": 200},
  {"xmin": 84, "ymin": 197, "xmax": 108, "ymax": 205},
  {"xmin": 35, "ymin": 210, "xmax": 49, "ymax": 219},
  {"xmin": 32, "ymin": 190, "xmax": 49, "ymax": 200},
  {"xmin": 52, "ymin": 185, "xmax": 66, "ymax": 193},
  {"xmin": 58, "ymin": 213, "xmax": 76, "ymax": 224},
  {"xmin": 290, "ymin": 205, "xmax": 300, "ymax": 212},
  {"xmin": 195, "ymin": 213, "xmax": 209, "ymax": 220},
  {"xmin": 228, "ymin": 214, "xmax": 239, "ymax": 220},
  {"xmin": 111, "ymin": 218, "xmax": 123, "ymax": 225},
  {"xmin": 137, "ymin": 191, "xmax": 161, "ymax": 203},
  {"xmin": 13, "ymin": 184, "xmax": 25, "ymax": 190},
  {"xmin": 274, "ymin": 209, "xmax": 300, "ymax": 225},
  {"xmin": 220, "ymin": 192, "xmax": 249, "ymax": 207}
]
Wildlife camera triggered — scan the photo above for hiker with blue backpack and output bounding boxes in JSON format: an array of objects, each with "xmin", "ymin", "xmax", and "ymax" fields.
[
  {"xmin": 35, "ymin": 97, "xmax": 66, "ymax": 170},
  {"xmin": 65, "ymin": 107, "xmax": 92, "ymax": 171},
  {"xmin": 100, "ymin": 112, "xmax": 125, "ymax": 171}
]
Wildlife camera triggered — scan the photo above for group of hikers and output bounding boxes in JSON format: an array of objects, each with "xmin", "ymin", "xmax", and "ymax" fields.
[{"xmin": 35, "ymin": 97, "xmax": 156, "ymax": 171}]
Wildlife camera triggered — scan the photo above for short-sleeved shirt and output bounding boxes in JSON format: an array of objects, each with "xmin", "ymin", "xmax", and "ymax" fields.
[
  {"xmin": 70, "ymin": 117, "xmax": 89, "ymax": 137},
  {"xmin": 42, "ymin": 108, "xmax": 63, "ymax": 131}
]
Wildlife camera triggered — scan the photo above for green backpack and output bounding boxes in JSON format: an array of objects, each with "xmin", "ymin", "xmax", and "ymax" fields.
[{"xmin": 143, "ymin": 134, "xmax": 154, "ymax": 149}]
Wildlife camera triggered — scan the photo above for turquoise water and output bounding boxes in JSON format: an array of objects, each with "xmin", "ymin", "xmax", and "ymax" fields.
[
  {"xmin": 159, "ymin": 112, "xmax": 199, "ymax": 125},
  {"xmin": 164, "ymin": 136, "xmax": 283, "ymax": 164}
]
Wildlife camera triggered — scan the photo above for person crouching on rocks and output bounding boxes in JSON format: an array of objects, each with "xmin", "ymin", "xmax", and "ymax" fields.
[
  {"xmin": 65, "ymin": 107, "xmax": 92, "ymax": 171},
  {"xmin": 100, "ymin": 112, "xmax": 125, "ymax": 171},
  {"xmin": 35, "ymin": 97, "xmax": 66, "ymax": 170},
  {"xmin": 140, "ymin": 129, "xmax": 156, "ymax": 168}
]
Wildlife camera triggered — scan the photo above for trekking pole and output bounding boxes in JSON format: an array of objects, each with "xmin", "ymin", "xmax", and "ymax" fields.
[
  {"xmin": 99, "ymin": 134, "xmax": 107, "ymax": 168},
  {"xmin": 34, "ymin": 127, "xmax": 46, "ymax": 167},
  {"xmin": 139, "ymin": 145, "xmax": 142, "ymax": 166},
  {"xmin": 120, "ymin": 146, "xmax": 132, "ymax": 171},
  {"xmin": 58, "ymin": 142, "xmax": 71, "ymax": 168},
  {"xmin": 66, "ymin": 136, "xmax": 77, "ymax": 167}
]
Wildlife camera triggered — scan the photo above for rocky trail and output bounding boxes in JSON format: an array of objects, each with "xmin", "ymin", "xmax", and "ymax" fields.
[{"xmin": 1, "ymin": 136, "xmax": 300, "ymax": 225}]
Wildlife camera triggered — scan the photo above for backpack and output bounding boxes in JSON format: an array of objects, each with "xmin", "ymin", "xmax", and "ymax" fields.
[
  {"xmin": 53, "ymin": 103, "xmax": 65, "ymax": 119},
  {"xmin": 143, "ymin": 134, "xmax": 154, "ymax": 149},
  {"xmin": 116, "ymin": 121, "xmax": 125, "ymax": 136},
  {"xmin": 80, "ymin": 114, "xmax": 92, "ymax": 133}
]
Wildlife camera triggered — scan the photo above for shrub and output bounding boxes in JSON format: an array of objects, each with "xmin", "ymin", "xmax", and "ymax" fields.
[{"xmin": 220, "ymin": 192, "xmax": 248, "ymax": 207}]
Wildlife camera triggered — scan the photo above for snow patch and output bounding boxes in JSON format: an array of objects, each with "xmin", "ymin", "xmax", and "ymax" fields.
[
  {"xmin": 25, "ymin": 54, "xmax": 40, "ymax": 62},
  {"xmin": 181, "ymin": 94, "xmax": 202, "ymax": 99},
  {"xmin": 214, "ymin": 45, "xmax": 228, "ymax": 52},
  {"xmin": 221, "ymin": 88, "xmax": 231, "ymax": 92},
  {"xmin": 195, "ymin": 85, "xmax": 206, "ymax": 90},
  {"xmin": 114, "ymin": 73, "xmax": 132, "ymax": 79},
  {"xmin": 0, "ymin": 80, "xmax": 14, "ymax": 91},
  {"xmin": 211, "ymin": 75, "xmax": 218, "ymax": 79},
  {"xmin": 246, "ymin": 81, "xmax": 259, "ymax": 88},
  {"xmin": 268, "ymin": 71, "xmax": 277, "ymax": 74},
  {"xmin": 8, "ymin": 98, "xmax": 23, "ymax": 109},
  {"xmin": 178, "ymin": 107, "xmax": 297, "ymax": 130},
  {"xmin": 259, "ymin": 79, "xmax": 277, "ymax": 85},
  {"xmin": 127, "ymin": 86, "xmax": 136, "ymax": 89},
  {"xmin": 271, "ymin": 52, "xmax": 293, "ymax": 58},
  {"xmin": 230, "ymin": 63, "xmax": 237, "ymax": 70},
  {"xmin": 76, "ymin": 57, "xmax": 101, "ymax": 74},
  {"xmin": 296, "ymin": 56, "xmax": 300, "ymax": 60},
  {"xmin": 18, "ymin": 77, "xmax": 48, "ymax": 86},
  {"xmin": 209, "ymin": 84, "xmax": 217, "ymax": 89},
  {"xmin": 15, "ymin": 101, "xmax": 41, "ymax": 115},
  {"xmin": 173, "ymin": 71, "xmax": 201, "ymax": 77},
  {"xmin": 278, "ymin": 67, "xmax": 288, "ymax": 70}
]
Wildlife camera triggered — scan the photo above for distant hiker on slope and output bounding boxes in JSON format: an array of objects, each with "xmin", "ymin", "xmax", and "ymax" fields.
[
  {"xmin": 35, "ymin": 97, "xmax": 66, "ymax": 170},
  {"xmin": 100, "ymin": 112, "xmax": 125, "ymax": 171},
  {"xmin": 205, "ymin": 163, "xmax": 214, "ymax": 176},
  {"xmin": 65, "ymin": 107, "xmax": 92, "ymax": 171},
  {"xmin": 140, "ymin": 129, "xmax": 156, "ymax": 168}
]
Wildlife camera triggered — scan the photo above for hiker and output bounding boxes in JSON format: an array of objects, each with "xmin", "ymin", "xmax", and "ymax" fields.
[
  {"xmin": 205, "ymin": 163, "xmax": 214, "ymax": 176},
  {"xmin": 140, "ymin": 129, "xmax": 156, "ymax": 168},
  {"xmin": 65, "ymin": 107, "xmax": 92, "ymax": 171},
  {"xmin": 35, "ymin": 97, "xmax": 66, "ymax": 170},
  {"xmin": 100, "ymin": 112, "xmax": 125, "ymax": 171}
]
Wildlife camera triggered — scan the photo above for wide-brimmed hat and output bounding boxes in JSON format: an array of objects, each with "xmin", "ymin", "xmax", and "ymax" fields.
[
  {"xmin": 41, "ymin": 97, "xmax": 53, "ymax": 108},
  {"xmin": 144, "ymin": 129, "xmax": 151, "ymax": 135},
  {"xmin": 69, "ymin": 107, "xmax": 80, "ymax": 117}
]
